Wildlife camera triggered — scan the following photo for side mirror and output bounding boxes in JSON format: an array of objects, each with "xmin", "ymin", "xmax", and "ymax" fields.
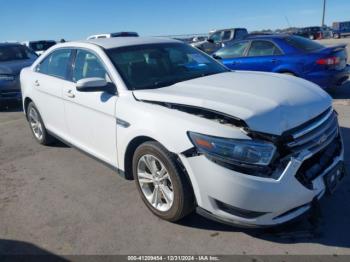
[
  {"xmin": 207, "ymin": 39, "xmax": 214, "ymax": 43},
  {"xmin": 212, "ymin": 54, "xmax": 222, "ymax": 60},
  {"xmin": 76, "ymin": 77, "xmax": 113, "ymax": 92}
]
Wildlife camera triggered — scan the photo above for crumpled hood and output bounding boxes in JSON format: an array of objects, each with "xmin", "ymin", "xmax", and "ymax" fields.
[{"xmin": 133, "ymin": 71, "xmax": 332, "ymax": 135}]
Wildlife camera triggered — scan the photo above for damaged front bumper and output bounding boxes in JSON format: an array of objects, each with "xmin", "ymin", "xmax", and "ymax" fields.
[{"xmin": 179, "ymin": 130, "xmax": 345, "ymax": 228}]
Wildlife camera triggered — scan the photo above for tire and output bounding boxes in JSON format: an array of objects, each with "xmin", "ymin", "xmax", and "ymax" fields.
[
  {"xmin": 334, "ymin": 33, "xmax": 340, "ymax": 39},
  {"xmin": 132, "ymin": 141, "xmax": 195, "ymax": 222},
  {"xmin": 309, "ymin": 35, "xmax": 315, "ymax": 40},
  {"xmin": 27, "ymin": 102, "xmax": 55, "ymax": 145}
]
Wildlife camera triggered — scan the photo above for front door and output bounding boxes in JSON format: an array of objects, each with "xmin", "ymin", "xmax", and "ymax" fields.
[{"xmin": 63, "ymin": 49, "xmax": 118, "ymax": 166}]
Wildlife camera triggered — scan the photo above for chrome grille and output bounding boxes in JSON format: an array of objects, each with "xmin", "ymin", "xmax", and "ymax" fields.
[{"xmin": 286, "ymin": 108, "xmax": 339, "ymax": 153}]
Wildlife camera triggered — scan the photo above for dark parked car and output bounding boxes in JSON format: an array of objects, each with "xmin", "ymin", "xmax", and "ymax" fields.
[
  {"xmin": 213, "ymin": 35, "xmax": 349, "ymax": 90},
  {"xmin": 0, "ymin": 43, "xmax": 37, "ymax": 108},
  {"xmin": 22, "ymin": 40, "xmax": 57, "ymax": 55},
  {"xmin": 295, "ymin": 26, "xmax": 332, "ymax": 40},
  {"xmin": 333, "ymin": 21, "xmax": 350, "ymax": 38}
]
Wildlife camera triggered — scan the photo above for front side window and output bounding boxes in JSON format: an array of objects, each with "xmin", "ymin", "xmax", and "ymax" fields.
[
  {"xmin": 107, "ymin": 43, "xmax": 228, "ymax": 90},
  {"xmin": 36, "ymin": 49, "xmax": 72, "ymax": 79},
  {"xmin": 215, "ymin": 41, "xmax": 249, "ymax": 59},
  {"xmin": 247, "ymin": 40, "xmax": 282, "ymax": 56},
  {"xmin": 72, "ymin": 50, "xmax": 108, "ymax": 82},
  {"xmin": 209, "ymin": 31, "xmax": 222, "ymax": 43}
]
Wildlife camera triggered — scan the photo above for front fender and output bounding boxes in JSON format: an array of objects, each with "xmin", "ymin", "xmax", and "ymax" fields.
[{"xmin": 115, "ymin": 96, "xmax": 249, "ymax": 171}]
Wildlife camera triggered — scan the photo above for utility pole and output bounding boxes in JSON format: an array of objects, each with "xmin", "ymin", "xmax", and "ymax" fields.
[{"xmin": 322, "ymin": 0, "xmax": 326, "ymax": 27}]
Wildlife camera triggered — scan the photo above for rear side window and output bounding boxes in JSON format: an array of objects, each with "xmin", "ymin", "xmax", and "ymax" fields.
[
  {"xmin": 72, "ymin": 49, "xmax": 108, "ymax": 82},
  {"xmin": 247, "ymin": 40, "xmax": 282, "ymax": 56},
  {"xmin": 36, "ymin": 49, "xmax": 72, "ymax": 79},
  {"xmin": 285, "ymin": 36, "xmax": 324, "ymax": 52},
  {"xmin": 215, "ymin": 41, "xmax": 249, "ymax": 59},
  {"xmin": 222, "ymin": 31, "xmax": 232, "ymax": 41},
  {"xmin": 234, "ymin": 29, "xmax": 248, "ymax": 40}
]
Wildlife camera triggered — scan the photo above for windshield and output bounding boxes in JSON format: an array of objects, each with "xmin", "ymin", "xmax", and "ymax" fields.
[
  {"xmin": 107, "ymin": 43, "xmax": 229, "ymax": 90},
  {"xmin": 285, "ymin": 35, "xmax": 324, "ymax": 52},
  {"xmin": 29, "ymin": 41, "xmax": 56, "ymax": 51},
  {"xmin": 0, "ymin": 45, "xmax": 37, "ymax": 62}
]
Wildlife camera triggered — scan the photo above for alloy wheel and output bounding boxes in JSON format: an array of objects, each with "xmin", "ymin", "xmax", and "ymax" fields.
[
  {"xmin": 137, "ymin": 154, "xmax": 174, "ymax": 212},
  {"xmin": 29, "ymin": 107, "xmax": 43, "ymax": 140}
]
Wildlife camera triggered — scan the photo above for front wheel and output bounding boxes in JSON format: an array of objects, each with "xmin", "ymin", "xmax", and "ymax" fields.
[
  {"xmin": 133, "ymin": 141, "xmax": 195, "ymax": 222},
  {"xmin": 27, "ymin": 102, "xmax": 55, "ymax": 145}
]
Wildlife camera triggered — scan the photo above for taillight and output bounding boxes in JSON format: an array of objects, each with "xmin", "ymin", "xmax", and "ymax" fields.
[
  {"xmin": 316, "ymin": 57, "xmax": 340, "ymax": 65},
  {"xmin": 317, "ymin": 32, "xmax": 323, "ymax": 39}
]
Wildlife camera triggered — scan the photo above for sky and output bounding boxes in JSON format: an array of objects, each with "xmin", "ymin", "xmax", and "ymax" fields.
[{"xmin": 1, "ymin": 0, "xmax": 350, "ymax": 42}]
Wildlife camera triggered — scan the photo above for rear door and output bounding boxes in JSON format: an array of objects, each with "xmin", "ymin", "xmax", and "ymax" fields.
[
  {"xmin": 236, "ymin": 40, "xmax": 283, "ymax": 72},
  {"xmin": 31, "ymin": 48, "xmax": 73, "ymax": 138},
  {"xmin": 62, "ymin": 48, "xmax": 118, "ymax": 166}
]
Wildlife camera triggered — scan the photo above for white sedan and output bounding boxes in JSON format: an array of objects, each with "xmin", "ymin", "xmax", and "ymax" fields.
[{"xmin": 20, "ymin": 37, "xmax": 345, "ymax": 227}]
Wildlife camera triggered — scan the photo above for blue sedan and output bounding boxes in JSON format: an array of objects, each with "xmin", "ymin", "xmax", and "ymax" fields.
[{"xmin": 213, "ymin": 35, "xmax": 349, "ymax": 90}]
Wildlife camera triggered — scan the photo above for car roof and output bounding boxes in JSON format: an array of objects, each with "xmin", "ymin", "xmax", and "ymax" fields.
[
  {"xmin": 83, "ymin": 37, "xmax": 181, "ymax": 49},
  {"xmin": 28, "ymin": 40, "xmax": 56, "ymax": 43},
  {"xmin": 0, "ymin": 42, "xmax": 22, "ymax": 47}
]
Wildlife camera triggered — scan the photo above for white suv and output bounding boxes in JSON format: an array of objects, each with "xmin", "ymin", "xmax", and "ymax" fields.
[{"xmin": 20, "ymin": 37, "xmax": 345, "ymax": 227}]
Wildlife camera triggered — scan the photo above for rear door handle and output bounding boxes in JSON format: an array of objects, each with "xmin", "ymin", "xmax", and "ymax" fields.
[
  {"xmin": 66, "ymin": 90, "xmax": 75, "ymax": 98},
  {"xmin": 34, "ymin": 80, "xmax": 40, "ymax": 87}
]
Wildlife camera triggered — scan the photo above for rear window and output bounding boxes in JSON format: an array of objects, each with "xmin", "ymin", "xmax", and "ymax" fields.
[
  {"xmin": 285, "ymin": 36, "xmax": 324, "ymax": 52},
  {"xmin": 0, "ymin": 45, "xmax": 37, "ymax": 62},
  {"xmin": 111, "ymin": 32, "xmax": 139, "ymax": 37},
  {"xmin": 29, "ymin": 41, "xmax": 56, "ymax": 52}
]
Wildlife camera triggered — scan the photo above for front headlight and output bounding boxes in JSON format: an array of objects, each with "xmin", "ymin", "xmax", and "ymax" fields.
[
  {"xmin": 188, "ymin": 132, "xmax": 276, "ymax": 166},
  {"xmin": 0, "ymin": 74, "xmax": 15, "ymax": 81}
]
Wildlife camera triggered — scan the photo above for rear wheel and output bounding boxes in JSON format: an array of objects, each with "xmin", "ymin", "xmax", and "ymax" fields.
[
  {"xmin": 133, "ymin": 141, "xmax": 195, "ymax": 222},
  {"xmin": 27, "ymin": 102, "xmax": 55, "ymax": 145}
]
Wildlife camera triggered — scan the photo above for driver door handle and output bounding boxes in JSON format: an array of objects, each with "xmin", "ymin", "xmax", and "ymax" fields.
[
  {"xmin": 66, "ymin": 90, "xmax": 75, "ymax": 98},
  {"xmin": 34, "ymin": 80, "xmax": 40, "ymax": 87}
]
